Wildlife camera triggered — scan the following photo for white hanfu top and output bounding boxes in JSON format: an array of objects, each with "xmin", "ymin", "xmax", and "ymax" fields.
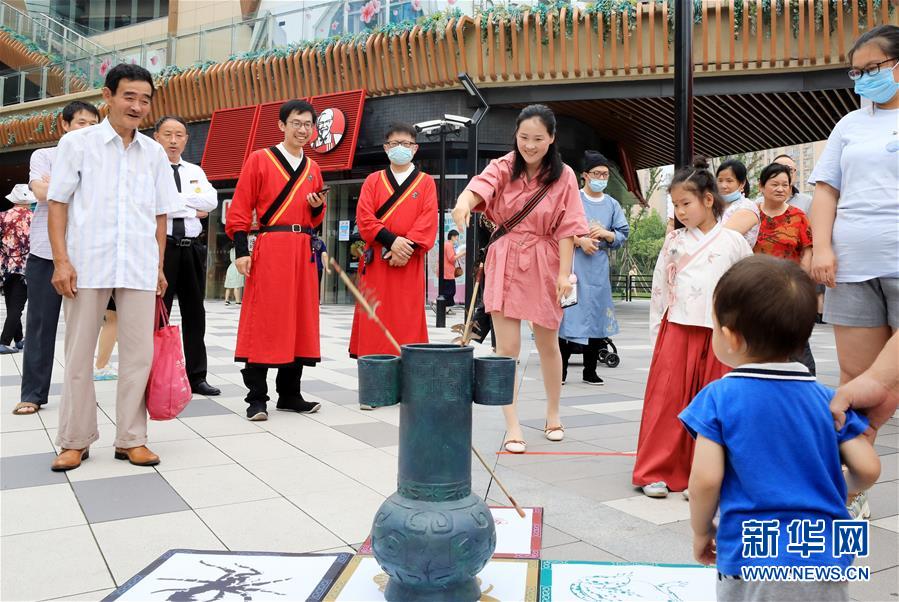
[{"xmin": 649, "ymin": 224, "xmax": 753, "ymax": 343}]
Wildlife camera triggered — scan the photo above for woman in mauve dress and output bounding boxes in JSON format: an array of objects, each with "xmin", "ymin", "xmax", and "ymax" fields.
[{"xmin": 452, "ymin": 104, "xmax": 588, "ymax": 453}]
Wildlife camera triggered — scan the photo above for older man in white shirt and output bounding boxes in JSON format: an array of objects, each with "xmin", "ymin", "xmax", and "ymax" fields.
[
  {"xmin": 154, "ymin": 115, "xmax": 220, "ymax": 397},
  {"xmin": 47, "ymin": 64, "xmax": 182, "ymax": 472}
]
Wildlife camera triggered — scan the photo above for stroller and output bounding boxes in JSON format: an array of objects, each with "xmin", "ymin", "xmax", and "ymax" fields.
[{"xmin": 559, "ymin": 337, "xmax": 621, "ymax": 376}]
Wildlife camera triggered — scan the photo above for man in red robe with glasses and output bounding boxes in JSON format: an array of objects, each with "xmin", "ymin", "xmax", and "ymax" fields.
[
  {"xmin": 349, "ymin": 122, "xmax": 438, "ymax": 410},
  {"xmin": 227, "ymin": 99, "xmax": 328, "ymax": 421}
]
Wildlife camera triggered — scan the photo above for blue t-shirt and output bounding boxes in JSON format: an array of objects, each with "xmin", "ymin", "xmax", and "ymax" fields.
[{"xmin": 679, "ymin": 362, "xmax": 869, "ymax": 576}]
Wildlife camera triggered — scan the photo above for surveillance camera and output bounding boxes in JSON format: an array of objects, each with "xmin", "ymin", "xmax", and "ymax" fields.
[
  {"xmin": 414, "ymin": 119, "xmax": 444, "ymax": 133},
  {"xmin": 443, "ymin": 114, "xmax": 472, "ymax": 127}
]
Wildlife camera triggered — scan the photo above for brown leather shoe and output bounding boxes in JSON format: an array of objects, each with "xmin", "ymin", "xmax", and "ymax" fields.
[
  {"xmin": 51, "ymin": 448, "xmax": 89, "ymax": 472},
  {"xmin": 114, "ymin": 445, "xmax": 160, "ymax": 466}
]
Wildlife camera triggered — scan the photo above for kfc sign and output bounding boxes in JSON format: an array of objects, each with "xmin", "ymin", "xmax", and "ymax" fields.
[{"xmin": 311, "ymin": 108, "xmax": 346, "ymax": 154}]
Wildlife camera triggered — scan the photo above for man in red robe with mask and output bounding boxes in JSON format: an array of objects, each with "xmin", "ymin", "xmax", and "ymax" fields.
[
  {"xmin": 349, "ymin": 123, "xmax": 438, "ymax": 409},
  {"xmin": 227, "ymin": 100, "xmax": 328, "ymax": 421}
]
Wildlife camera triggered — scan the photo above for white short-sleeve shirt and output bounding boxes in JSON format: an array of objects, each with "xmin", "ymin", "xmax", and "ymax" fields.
[
  {"xmin": 27, "ymin": 146, "xmax": 56, "ymax": 260},
  {"xmin": 808, "ymin": 108, "xmax": 899, "ymax": 282},
  {"xmin": 47, "ymin": 118, "xmax": 183, "ymax": 291}
]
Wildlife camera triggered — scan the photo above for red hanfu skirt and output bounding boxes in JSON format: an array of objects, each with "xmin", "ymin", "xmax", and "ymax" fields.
[{"xmin": 632, "ymin": 315, "xmax": 730, "ymax": 491}]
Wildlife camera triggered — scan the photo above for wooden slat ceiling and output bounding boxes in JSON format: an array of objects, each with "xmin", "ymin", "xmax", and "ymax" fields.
[{"xmin": 540, "ymin": 89, "xmax": 859, "ymax": 170}]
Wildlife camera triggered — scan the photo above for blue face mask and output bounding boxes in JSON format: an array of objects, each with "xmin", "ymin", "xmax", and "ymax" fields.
[
  {"xmin": 588, "ymin": 179, "xmax": 608, "ymax": 193},
  {"xmin": 387, "ymin": 146, "xmax": 414, "ymax": 166},
  {"xmin": 721, "ymin": 190, "xmax": 742, "ymax": 203},
  {"xmin": 854, "ymin": 63, "xmax": 899, "ymax": 104}
]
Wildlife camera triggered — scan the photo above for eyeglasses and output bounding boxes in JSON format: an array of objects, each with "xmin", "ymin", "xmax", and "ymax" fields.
[
  {"xmin": 848, "ymin": 57, "xmax": 898, "ymax": 80},
  {"xmin": 385, "ymin": 141, "xmax": 416, "ymax": 149},
  {"xmin": 286, "ymin": 120, "xmax": 314, "ymax": 130},
  {"xmin": 586, "ymin": 171, "xmax": 610, "ymax": 179}
]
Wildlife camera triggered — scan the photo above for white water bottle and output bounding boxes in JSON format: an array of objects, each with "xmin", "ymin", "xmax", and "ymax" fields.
[{"xmin": 560, "ymin": 273, "xmax": 578, "ymax": 308}]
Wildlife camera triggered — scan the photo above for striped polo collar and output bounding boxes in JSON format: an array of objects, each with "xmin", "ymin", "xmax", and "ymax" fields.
[{"xmin": 723, "ymin": 362, "xmax": 815, "ymax": 381}]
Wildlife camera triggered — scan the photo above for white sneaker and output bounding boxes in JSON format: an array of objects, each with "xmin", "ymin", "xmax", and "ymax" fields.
[
  {"xmin": 93, "ymin": 366, "xmax": 118, "ymax": 381},
  {"xmin": 642, "ymin": 481, "xmax": 669, "ymax": 498},
  {"xmin": 359, "ymin": 404, "xmax": 375, "ymax": 411},
  {"xmin": 847, "ymin": 491, "xmax": 870, "ymax": 520},
  {"xmin": 682, "ymin": 489, "xmax": 690, "ymax": 501}
]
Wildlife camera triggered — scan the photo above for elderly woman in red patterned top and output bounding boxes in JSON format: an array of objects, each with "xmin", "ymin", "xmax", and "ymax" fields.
[
  {"xmin": 753, "ymin": 162, "xmax": 816, "ymax": 375},
  {"xmin": 1, "ymin": 184, "xmax": 34, "ymax": 354}
]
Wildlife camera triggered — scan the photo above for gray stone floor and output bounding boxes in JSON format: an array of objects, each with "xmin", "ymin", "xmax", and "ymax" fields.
[{"xmin": 0, "ymin": 300, "xmax": 896, "ymax": 601}]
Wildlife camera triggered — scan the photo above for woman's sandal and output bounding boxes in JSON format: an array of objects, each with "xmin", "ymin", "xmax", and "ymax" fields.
[
  {"xmin": 544, "ymin": 424, "xmax": 565, "ymax": 442},
  {"xmin": 503, "ymin": 440, "xmax": 527, "ymax": 454},
  {"xmin": 12, "ymin": 402, "xmax": 40, "ymax": 415}
]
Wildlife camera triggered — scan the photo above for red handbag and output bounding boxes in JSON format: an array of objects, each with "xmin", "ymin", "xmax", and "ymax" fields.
[{"xmin": 145, "ymin": 298, "xmax": 192, "ymax": 420}]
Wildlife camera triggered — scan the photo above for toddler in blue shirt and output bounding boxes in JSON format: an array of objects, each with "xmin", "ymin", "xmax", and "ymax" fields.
[{"xmin": 679, "ymin": 255, "xmax": 880, "ymax": 602}]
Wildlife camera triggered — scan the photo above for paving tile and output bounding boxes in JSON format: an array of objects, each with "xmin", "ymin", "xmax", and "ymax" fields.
[
  {"xmin": 242, "ymin": 455, "xmax": 364, "ymax": 497},
  {"xmin": 47, "ymin": 587, "xmax": 116, "ymax": 601},
  {"xmin": 176, "ymin": 398, "xmax": 233, "ymax": 418},
  {"xmin": 849, "ymin": 566, "xmax": 898, "ymax": 602},
  {"xmin": 302, "ymin": 379, "xmax": 351, "ymax": 393},
  {"xmin": 1, "ymin": 410, "xmax": 45, "ymax": 433},
  {"xmin": 871, "ymin": 515, "xmax": 899, "ymax": 533},
  {"xmin": 540, "ymin": 524, "xmax": 580, "ymax": 548},
  {"xmin": 311, "ymin": 389, "xmax": 360, "ymax": 405},
  {"xmin": 0, "ymin": 452, "xmax": 68, "ymax": 490},
  {"xmin": 573, "ymin": 400, "xmax": 645, "ymax": 414},
  {"xmin": 287, "ymin": 484, "xmax": 385, "ymax": 544},
  {"xmin": 555, "ymin": 471, "xmax": 644, "ymax": 502},
  {"xmin": 318, "ymin": 448, "xmax": 399, "ymax": 496},
  {"xmin": 876, "ymin": 453, "xmax": 897, "ymax": 484},
  {"xmin": 1, "ymin": 429, "xmax": 55, "ymax": 457},
  {"xmin": 71, "ymin": 473, "xmax": 189, "ymax": 523},
  {"xmin": 1, "ymin": 525, "xmax": 113, "ymax": 601},
  {"xmin": 150, "ymin": 437, "xmax": 236, "ymax": 472},
  {"xmin": 161, "ymin": 463, "xmax": 279, "ymax": 508},
  {"xmin": 178, "ymin": 413, "xmax": 265, "ymax": 437},
  {"xmin": 541, "ymin": 540, "xmax": 625, "ymax": 562},
  {"xmin": 332, "ymin": 421, "xmax": 400, "ymax": 448},
  {"xmin": 1, "ymin": 483, "xmax": 86, "ymax": 536},
  {"xmin": 208, "ymin": 431, "xmax": 307, "ymax": 464},
  {"xmin": 521, "ymin": 413, "xmax": 632, "ymax": 430},
  {"xmin": 868, "ymin": 479, "xmax": 898, "ymax": 520},
  {"xmin": 197, "ymin": 497, "xmax": 343, "ymax": 552},
  {"xmin": 261, "ymin": 416, "xmax": 373, "ymax": 455},
  {"xmin": 603, "ymin": 494, "xmax": 692, "ymax": 526},
  {"xmin": 91, "ymin": 510, "xmax": 226, "ymax": 585},
  {"xmin": 867, "ymin": 525, "xmax": 899, "ymax": 573},
  {"xmin": 65, "ymin": 452, "xmax": 157, "ymax": 482}
]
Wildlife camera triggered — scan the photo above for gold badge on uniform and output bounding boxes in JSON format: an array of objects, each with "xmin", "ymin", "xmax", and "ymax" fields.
[{"xmin": 190, "ymin": 179, "xmax": 202, "ymax": 193}]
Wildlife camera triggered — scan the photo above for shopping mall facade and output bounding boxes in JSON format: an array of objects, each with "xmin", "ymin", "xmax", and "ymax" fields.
[{"xmin": 0, "ymin": 0, "xmax": 882, "ymax": 302}]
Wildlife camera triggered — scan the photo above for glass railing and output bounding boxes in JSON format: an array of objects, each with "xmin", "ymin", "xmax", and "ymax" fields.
[
  {"xmin": 0, "ymin": 0, "xmax": 490, "ymax": 106},
  {"xmin": 0, "ymin": 1, "xmax": 112, "ymax": 64}
]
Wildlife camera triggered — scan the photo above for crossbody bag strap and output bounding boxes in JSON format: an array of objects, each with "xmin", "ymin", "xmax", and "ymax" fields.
[{"xmin": 488, "ymin": 182, "xmax": 552, "ymax": 246}]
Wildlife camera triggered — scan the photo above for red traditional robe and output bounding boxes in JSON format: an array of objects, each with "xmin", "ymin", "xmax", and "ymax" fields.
[
  {"xmin": 349, "ymin": 167, "xmax": 438, "ymax": 357},
  {"xmin": 226, "ymin": 147, "xmax": 326, "ymax": 366}
]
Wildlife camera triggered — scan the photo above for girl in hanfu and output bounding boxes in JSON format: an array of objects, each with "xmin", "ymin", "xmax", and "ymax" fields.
[
  {"xmin": 558, "ymin": 151, "xmax": 629, "ymax": 385},
  {"xmin": 452, "ymin": 104, "xmax": 588, "ymax": 454},
  {"xmin": 632, "ymin": 158, "xmax": 752, "ymax": 498}
]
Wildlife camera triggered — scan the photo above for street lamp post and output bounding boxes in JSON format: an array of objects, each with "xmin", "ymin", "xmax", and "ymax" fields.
[
  {"xmin": 458, "ymin": 73, "xmax": 490, "ymax": 310},
  {"xmin": 674, "ymin": 1, "xmax": 694, "ymax": 168},
  {"xmin": 416, "ymin": 118, "xmax": 466, "ymax": 328}
]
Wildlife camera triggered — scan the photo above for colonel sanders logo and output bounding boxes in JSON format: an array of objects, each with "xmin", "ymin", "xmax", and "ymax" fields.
[{"xmin": 311, "ymin": 108, "xmax": 346, "ymax": 153}]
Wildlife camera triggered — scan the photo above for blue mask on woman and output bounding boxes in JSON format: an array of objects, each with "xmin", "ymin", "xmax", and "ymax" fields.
[
  {"xmin": 588, "ymin": 179, "xmax": 608, "ymax": 193},
  {"xmin": 387, "ymin": 146, "xmax": 414, "ymax": 166},
  {"xmin": 721, "ymin": 190, "xmax": 742, "ymax": 203},
  {"xmin": 854, "ymin": 64, "xmax": 899, "ymax": 104}
]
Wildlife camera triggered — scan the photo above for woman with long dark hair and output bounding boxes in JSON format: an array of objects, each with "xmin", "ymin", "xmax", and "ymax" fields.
[{"xmin": 452, "ymin": 104, "xmax": 587, "ymax": 453}]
